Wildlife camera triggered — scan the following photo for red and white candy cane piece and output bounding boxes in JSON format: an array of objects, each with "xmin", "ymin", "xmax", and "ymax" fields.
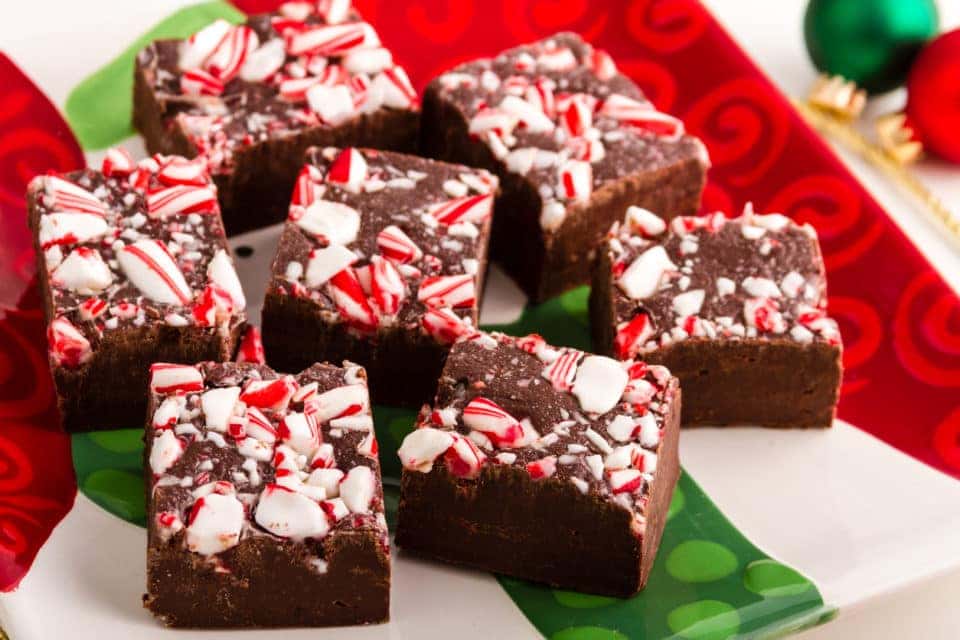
[
  {"xmin": 587, "ymin": 47, "xmax": 617, "ymax": 80},
  {"xmin": 417, "ymin": 274, "xmax": 475, "ymax": 309},
  {"xmin": 468, "ymin": 108, "xmax": 516, "ymax": 139},
  {"xmin": 37, "ymin": 212, "xmax": 109, "ymax": 250},
  {"xmin": 463, "ymin": 397, "xmax": 524, "ymax": 448},
  {"xmin": 525, "ymin": 77, "xmax": 556, "ymax": 118},
  {"xmin": 207, "ymin": 249, "xmax": 246, "ymax": 310},
  {"xmin": 305, "ymin": 244, "xmax": 357, "ymax": 289},
  {"xmin": 744, "ymin": 297, "xmax": 787, "ymax": 334},
  {"xmin": 670, "ymin": 212, "xmax": 727, "ymax": 234},
  {"xmin": 278, "ymin": 411, "xmax": 321, "ymax": 455},
  {"xmin": 608, "ymin": 468, "xmax": 644, "ymax": 494},
  {"xmin": 377, "ymin": 225, "xmax": 422, "ymax": 264},
  {"xmin": 244, "ymin": 407, "xmax": 278, "ymax": 443},
  {"xmin": 328, "ymin": 269, "xmax": 378, "ymax": 332},
  {"xmin": 241, "ymin": 375, "xmax": 298, "ymax": 411},
  {"xmin": 180, "ymin": 68, "xmax": 224, "ymax": 97},
  {"xmin": 428, "ymin": 193, "xmax": 493, "ymax": 225},
  {"xmin": 147, "ymin": 185, "xmax": 218, "ymax": 218},
  {"xmin": 149, "ymin": 429, "xmax": 184, "ymax": 475},
  {"xmin": 398, "ymin": 427, "xmax": 455, "ymax": 472},
  {"xmin": 47, "ymin": 317, "xmax": 92, "ymax": 369},
  {"xmin": 421, "ymin": 308, "xmax": 472, "ymax": 344},
  {"xmin": 206, "ymin": 25, "xmax": 258, "ymax": 83},
  {"xmin": 118, "ymin": 240, "xmax": 192, "ymax": 305},
  {"xmin": 318, "ymin": 0, "xmax": 351, "ymax": 23},
  {"xmin": 558, "ymin": 160, "xmax": 592, "ymax": 201},
  {"xmin": 369, "ymin": 255, "xmax": 406, "ymax": 316},
  {"xmin": 156, "ymin": 156, "xmax": 209, "ymax": 186},
  {"xmin": 310, "ymin": 383, "xmax": 368, "ymax": 422},
  {"xmin": 625, "ymin": 206, "xmax": 667, "ymax": 237},
  {"xmin": 526, "ymin": 456, "xmax": 557, "ymax": 480},
  {"xmin": 102, "ymin": 147, "xmax": 134, "ymax": 177},
  {"xmin": 240, "ymin": 37, "xmax": 286, "ymax": 82},
  {"xmin": 152, "ymin": 397, "xmax": 180, "ymax": 430},
  {"xmin": 78, "ymin": 297, "xmax": 107, "ymax": 321},
  {"xmin": 286, "ymin": 22, "xmax": 369, "ymax": 56},
  {"xmin": 537, "ymin": 45, "xmax": 577, "ymax": 71},
  {"xmin": 599, "ymin": 94, "xmax": 683, "ymax": 140},
  {"xmin": 180, "ymin": 19, "xmax": 231, "ymax": 70},
  {"xmin": 192, "ymin": 283, "xmax": 236, "ymax": 327},
  {"xmin": 561, "ymin": 94, "xmax": 593, "ymax": 138},
  {"xmin": 150, "ymin": 363, "xmax": 203, "ymax": 394},
  {"xmin": 444, "ymin": 433, "xmax": 486, "ymax": 479},
  {"xmin": 52, "ymin": 247, "xmax": 113, "ymax": 294},
  {"xmin": 290, "ymin": 164, "xmax": 324, "ymax": 206},
  {"xmin": 375, "ymin": 66, "xmax": 417, "ymax": 109},
  {"xmin": 615, "ymin": 313, "xmax": 653, "ymax": 359},
  {"xmin": 326, "ymin": 147, "xmax": 367, "ymax": 192},
  {"xmin": 542, "ymin": 348, "xmax": 582, "ymax": 392},
  {"xmin": 186, "ymin": 492, "xmax": 244, "ymax": 555},
  {"xmin": 42, "ymin": 176, "xmax": 107, "ymax": 216},
  {"xmin": 279, "ymin": 75, "xmax": 320, "ymax": 102}
]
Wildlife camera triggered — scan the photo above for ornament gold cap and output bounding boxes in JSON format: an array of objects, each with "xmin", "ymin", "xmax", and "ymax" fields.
[
  {"xmin": 807, "ymin": 74, "xmax": 867, "ymax": 120},
  {"xmin": 875, "ymin": 112, "xmax": 923, "ymax": 165}
]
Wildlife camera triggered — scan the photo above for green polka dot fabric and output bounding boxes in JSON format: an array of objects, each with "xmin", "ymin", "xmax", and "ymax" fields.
[{"xmin": 71, "ymin": 287, "xmax": 832, "ymax": 638}]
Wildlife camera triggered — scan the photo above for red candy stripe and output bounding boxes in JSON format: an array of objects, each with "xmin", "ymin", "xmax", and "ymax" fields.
[
  {"xmin": 236, "ymin": 326, "xmax": 266, "ymax": 364},
  {"xmin": 421, "ymin": 308, "xmax": 472, "ymax": 344},
  {"xmin": 101, "ymin": 147, "xmax": 134, "ymax": 177},
  {"xmin": 369, "ymin": 255, "xmax": 406, "ymax": 316},
  {"xmin": 543, "ymin": 349, "xmax": 582, "ymax": 392},
  {"xmin": 377, "ymin": 225, "xmax": 422, "ymax": 264},
  {"xmin": 417, "ymin": 274, "xmax": 476, "ymax": 309},
  {"xmin": 615, "ymin": 313, "xmax": 653, "ymax": 359},
  {"xmin": 428, "ymin": 194, "xmax": 493, "ymax": 225},
  {"xmin": 147, "ymin": 185, "xmax": 218, "ymax": 218},
  {"xmin": 150, "ymin": 363, "xmax": 203, "ymax": 394},
  {"xmin": 180, "ymin": 68, "xmax": 224, "ymax": 97},
  {"xmin": 329, "ymin": 268, "xmax": 379, "ymax": 332}
]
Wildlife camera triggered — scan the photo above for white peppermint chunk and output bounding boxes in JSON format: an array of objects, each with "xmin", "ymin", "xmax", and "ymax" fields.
[
  {"xmin": 52, "ymin": 248, "xmax": 113, "ymax": 294},
  {"xmin": 149, "ymin": 429, "xmax": 183, "ymax": 474},
  {"xmin": 742, "ymin": 276, "xmax": 782, "ymax": 298},
  {"xmin": 637, "ymin": 413, "xmax": 660, "ymax": 448},
  {"xmin": 255, "ymin": 485, "xmax": 329, "ymax": 540},
  {"xmin": 207, "ymin": 249, "xmax": 246, "ymax": 309},
  {"xmin": 186, "ymin": 492, "xmax": 244, "ymax": 555},
  {"xmin": 305, "ymin": 244, "xmax": 356, "ymax": 288},
  {"xmin": 716, "ymin": 277, "xmax": 736, "ymax": 297},
  {"xmin": 306, "ymin": 84, "xmax": 355, "ymax": 125},
  {"xmin": 606, "ymin": 414, "xmax": 637, "ymax": 442},
  {"xmin": 618, "ymin": 245, "xmax": 676, "ymax": 299},
  {"xmin": 572, "ymin": 356, "xmax": 629, "ymax": 415},
  {"xmin": 307, "ymin": 468, "xmax": 344, "ymax": 498},
  {"xmin": 624, "ymin": 206, "xmax": 666, "ymax": 237},
  {"xmin": 398, "ymin": 427, "xmax": 454, "ymax": 472},
  {"xmin": 201, "ymin": 386, "xmax": 241, "ymax": 431},
  {"xmin": 340, "ymin": 466, "xmax": 375, "ymax": 513},
  {"xmin": 297, "ymin": 200, "xmax": 360, "ymax": 245},
  {"xmin": 780, "ymin": 271, "xmax": 805, "ymax": 298},
  {"xmin": 39, "ymin": 213, "xmax": 108, "ymax": 248},
  {"xmin": 672, "ymin": 289, "xmax": 705, "ymax": 317}
]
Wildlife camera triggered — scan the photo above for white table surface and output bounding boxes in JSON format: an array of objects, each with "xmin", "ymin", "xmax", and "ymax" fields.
[{"xmin": 702, "ymin": 1, "xmax": 960, "ymax": 637}]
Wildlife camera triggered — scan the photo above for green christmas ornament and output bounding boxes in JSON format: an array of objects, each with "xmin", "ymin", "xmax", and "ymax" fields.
[{"xmin": 804, "ymin": 0, "xmax": 938, "ymax": 94}]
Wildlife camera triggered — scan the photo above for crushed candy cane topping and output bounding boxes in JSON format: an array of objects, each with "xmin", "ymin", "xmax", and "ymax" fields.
[
  {"xmin": 28, "ymin": 148, "xmax": 246, "ymax": 370},
  {"xmin": 432, "ymin": 32, "xmax": 708, "ymax": 232},
  {"xmin": 397, "ymin": 332, "xmax": 678, "ymax": 532},
  {"xmin": 604, "ymin": 204, "xmax": 841, "ymax": 359},
  {"xmin": 137, "ymin": 2, "xmax": 418, "ymax": 175},
  {"xmin": 272, "ymin": 147, "xmax": 498, "ymax": 343},
  {"xmin": 148, "ymin": 360, "xmax": 387, "ymax": 558}
]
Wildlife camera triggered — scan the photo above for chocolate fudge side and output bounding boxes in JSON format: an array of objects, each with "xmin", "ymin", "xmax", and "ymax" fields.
[
  {"xmin": 590, "ymin": 206, "xmax": 843, "ymax": 428},
  {"xmin": 261, "ymin": 147, "xmax": 497, "ymax": 406},
  {"xmin": 26, "ymin": 149, "xmax": 246, "ymax": 432},
  {"xmin": 134, "ymin": 4, "xmax": 419, "ymax": 235},
  {"xmin": 144, "ymin": 361, "xmax": 389, "ymax": 627},
  {"xmin": 420, "ymin": 32, "xmax": 709, "ymax": 302},
  {"xmin": 395, "ymin": 332, "xmax": 680, "ymax": 596}
]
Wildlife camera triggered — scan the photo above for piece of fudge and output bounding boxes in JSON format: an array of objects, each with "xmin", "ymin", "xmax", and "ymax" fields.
[
  {"xmin": 26, "ymin": 148, "xmax": 246, "ymax": 432},
  {"xmin": 395, "ymin": 332, "xmax": 680, "ymax": 596},
  {"xmin": 590, "ymin": 205, "xmax": 843, "ymax": 428},
  {"xmin": 420, "ymin": 32, "xmax": 708, "ymax": 302},
  {"xmin": 261, "ymin": 146, "xmax": 497, "ymax": 406},
  {"xmin": 144, "ymin": 361, "xmax": 389, "ymax": 627},
  {"xmin": 134, "ymin": 2, "xmax": 419, "ymax": 235}
]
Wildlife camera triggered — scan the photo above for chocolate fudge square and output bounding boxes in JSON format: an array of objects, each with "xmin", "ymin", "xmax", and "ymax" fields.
[
  {"xmin": 420, "ymin": 32, "xmax": 709, "ymax": 302},
  {"xmin": 590, "ymin": 206, "xmax": 843, "ymax": 428},
  {"xmin": 261, "ymin": 146, "xmax": 498, "ymax": 406},
  {"xmin": 134, "ymin": 3, "xmax": 419, "ymax": 235},
  {"xmin": 395, "ymin": 332, "xmax": 680, "ymax": 596},
  {"xmin": 26, "ymin": 148, "xmax": 246, "ymax": 432},
  {"xmin": 144, "ymin": 361, "xmax": 389, "ymax": 627}
]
